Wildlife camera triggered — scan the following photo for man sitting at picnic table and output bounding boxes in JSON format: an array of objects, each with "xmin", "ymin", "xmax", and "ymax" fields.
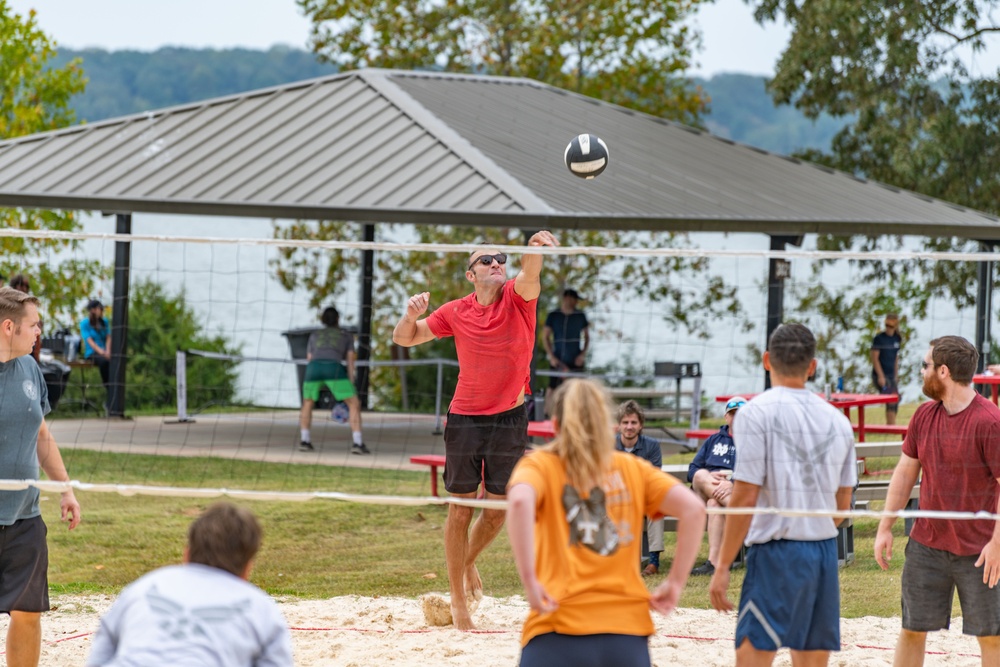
[
  {"xmin": 614, "ymin": 400, "xmax": 664, "ymax": 576},
  {"xmin": 687, "ymin": 396, "xmax": 746, "ymax": 576}
]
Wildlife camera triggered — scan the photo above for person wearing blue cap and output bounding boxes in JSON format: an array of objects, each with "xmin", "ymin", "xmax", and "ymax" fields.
[{"xmin": 686, "ymin": 395, "xmax": 745, "ymax": 576}]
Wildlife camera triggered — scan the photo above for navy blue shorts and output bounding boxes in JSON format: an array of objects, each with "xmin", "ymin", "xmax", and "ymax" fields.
[
  {"xmin": 444, "ymin": 405, "xmax": 528, "ymax": 495},
  {"xmin": 520, "ymin": 632, "xmax": 650, "ymax": 667},
  {"xmin": 0, "ymin": 516, "xmax": 49, "ymax": 613},
  {"xmin": 736, "ymin": 538, "xmax": 840, "ymax": 651}
]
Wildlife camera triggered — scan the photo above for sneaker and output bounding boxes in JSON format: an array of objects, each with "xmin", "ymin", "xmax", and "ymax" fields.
[
  {"xmin": 690, "ymin": 560, "xmax": 716, "ymax": 576},
  {"xmin": 299, "ymin": 441, "xmax": 314, "ymax": 452},
  {"xmin": 351, "ymin": 443, "xmax": 371, "ymax": 455}
]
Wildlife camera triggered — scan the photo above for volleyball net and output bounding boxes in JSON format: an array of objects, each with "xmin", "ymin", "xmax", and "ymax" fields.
[{"xmin": 2, "ymin": 222, "xmax": 997, "ymax": 511}]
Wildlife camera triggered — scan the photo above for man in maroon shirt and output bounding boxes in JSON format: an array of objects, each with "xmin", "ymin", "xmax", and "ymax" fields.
[
  {"xmin": 393, "ymin": 231, "xmax": 558, "ymax": 631},
  {"xmin": 875, "ymin": 335, "xmax": 1000, "ymax": 666}
]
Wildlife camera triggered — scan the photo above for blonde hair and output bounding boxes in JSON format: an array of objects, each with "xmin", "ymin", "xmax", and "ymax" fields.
[
  {"xmin": 547, "ymin": 378, "xmax": 615, "ymax": 491},
  {"xmin": 0, "ymin": 286, "xmax": 38, "ymax": 328}
]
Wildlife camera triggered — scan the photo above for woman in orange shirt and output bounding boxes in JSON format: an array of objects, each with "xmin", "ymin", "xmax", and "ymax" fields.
[{"xmin": 507, "ymin": 378, "xmax": 705, "ymax": 667}]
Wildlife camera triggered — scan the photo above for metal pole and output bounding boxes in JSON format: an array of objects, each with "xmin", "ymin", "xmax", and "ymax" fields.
[
  {"xmin": 433, "ymin": 360, "xmax": 444, "ymax": 435},
  {"xmin": 357, "ymin": 223, "xmax": 375, "ymax": 409},
  {"xmin": 975, "ymin": 241, "xmax": 994, "ymax": 379},
  {"xmin": 175, "ymin": 350, "xmax": 188, "ymax": 421},
  {"xmin": 108, "ymin": 213, "xmax": 132, "ymax": 417},
  {"xmin": 765, "ymin": 235, "xmax": 802, "ymax": 390}
]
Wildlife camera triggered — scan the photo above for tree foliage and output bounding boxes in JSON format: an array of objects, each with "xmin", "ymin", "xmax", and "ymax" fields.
[
  {"xmin": 125, "ymin": 279, "xmax": 241, "ymax": 411},
  {"xmin": 0, "ymin": 1, "xmax": 102, "ymax": 327},
  {"xmin": 752, "ymin": 0, "xmax": 1000, "ymax": 370},
  {"xmin": 298, "ymin": 0, "xmax": 708, "ymax": 123}
]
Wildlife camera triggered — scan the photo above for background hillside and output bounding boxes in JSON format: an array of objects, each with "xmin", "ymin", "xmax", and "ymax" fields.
[{"xmin": 53, "ymin": 46, "xmax": 845, "ymax": 157}]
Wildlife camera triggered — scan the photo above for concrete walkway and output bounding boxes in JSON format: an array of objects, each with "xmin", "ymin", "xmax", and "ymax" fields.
[{"xmin": 48, "ymin": 410, "xmax": 448, "ymax": 474}]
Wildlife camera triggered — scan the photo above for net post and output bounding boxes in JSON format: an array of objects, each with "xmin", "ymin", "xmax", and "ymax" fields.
[
  {"xmin": 433, "ymin": 360, "xmax": 444, "ymax": 435},
  {"xmin": 165, "ymin": 350, "xmax": 195, "ymax": 424}
]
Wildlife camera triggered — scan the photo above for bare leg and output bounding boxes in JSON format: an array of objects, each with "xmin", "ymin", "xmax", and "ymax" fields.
[
  {"xmin": 735, "ymin": 637, "xmax": 776, "ymax": 666},
  {"xmin": 886, "ymin": 408, "xmax": 897, "ymax": 426},
  {"xmin": 445, "ymin": 495, "xmax": 477, "ymax": 631},
  {"xmin": 789, "ymin": 650, "xmax": 830, "ymax": 667},
  {"xmin": 463, "ymin": 492, "xmax": 508, "ymax": 597},
  {"xmin": 8, "ymin": 611, "xmax": 41, "ymax": 667},
  {"xmin": 893, "ymin": 629, "xmax": 926, "ymax": 667},
  {"xmin": 706, "ymin": 498, "xmax": 726, "ymax": 565},
  {"xmin": 346, "ymin": 395, "xmax": 362, "ymax": 433},
  {"xmin": 299, "ymin": 398, "xmax": 314, "ymax": 431},
  {"xmin": 978, "ymin": 636, "xmax": 1000, "ymax": 666}
]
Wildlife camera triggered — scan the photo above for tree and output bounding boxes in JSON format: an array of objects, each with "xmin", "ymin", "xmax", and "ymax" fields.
[
  {"xmin": 124, "ymin": 279, "xmax": 241, "ymax": 412},
  {"xmin": 750, "ymin": 0, "xmax": 1000, "ymax": 377},
  {"xmin": 0, "ymin": 1, "xmax": 102, "ymax": 326},
  {"xmin": 297, "ymin": 0, "xmax": 708, "ymax": 123}
]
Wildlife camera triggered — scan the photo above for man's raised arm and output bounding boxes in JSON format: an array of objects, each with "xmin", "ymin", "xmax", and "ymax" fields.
[
  {"xmin": 514, "ymin": 231, "xmax": 558, "ymax": 301},
  {"xmin": 393, "ymin": 292, "xmax": 436, "ymax": 347}
]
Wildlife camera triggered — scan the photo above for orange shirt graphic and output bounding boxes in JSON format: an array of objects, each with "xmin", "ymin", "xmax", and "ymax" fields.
[{"xmin": 508, "ymin": 450, "xmax": 679, "ymax": 646}]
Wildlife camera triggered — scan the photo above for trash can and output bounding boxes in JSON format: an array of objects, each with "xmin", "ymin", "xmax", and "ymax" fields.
[
  {"xmin": 282, "ymin": 327, "xmax": 323, "ymax": 408},
  {"xmin": 38, "ymin": 358, "xmax": 70, "ymax": 411}
]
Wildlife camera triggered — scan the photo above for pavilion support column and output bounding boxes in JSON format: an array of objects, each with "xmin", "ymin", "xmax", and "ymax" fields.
[
  {"xmin": 975, "ymin": 240, "xmax": 995, "ymax": 379},
  {"xmin": 765, "ymin": 235, "xmax": 802, "ymax": 389},
  {"xmin": 357, "ymin": 223, "xmax": 375, "ymax": 410},
  {"xmin": 108, "ymin": 213, "xmax": 132, "ymax": 418}
]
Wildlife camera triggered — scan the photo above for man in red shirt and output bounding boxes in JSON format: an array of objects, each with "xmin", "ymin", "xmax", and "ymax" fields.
[
  {"xmin": 875, "ymin": 335, "xmax": 1000, "ymax": 666},
  {"xmin": 393, "ymin": 231, "xmax": 558, "ymax": 631}
]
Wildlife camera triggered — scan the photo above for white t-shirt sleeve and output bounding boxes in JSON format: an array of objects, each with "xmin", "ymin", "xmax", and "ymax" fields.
[
  {"xmin": 732, "ymin": 404, "xmax": 766, "ymax": 486},
  {"xmin": 255, "ymin": 600, "xmax": 294, "ymax": 667},
  {"xmin": 838, "ymin": 421, "xmax": 859, "ymax": 488}
]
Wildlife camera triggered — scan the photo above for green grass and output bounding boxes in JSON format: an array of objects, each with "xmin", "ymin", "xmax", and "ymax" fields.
[{"xmin": 44, "ymin": 449, "xmax": 933, "ymax": 619}]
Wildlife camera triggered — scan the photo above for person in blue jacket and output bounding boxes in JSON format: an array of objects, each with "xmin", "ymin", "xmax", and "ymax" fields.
[
  {"xmin": 615, "ymin": 400, "xmax": 664, "ymax": 576},
  {"xmin": 688, "ymin": 396, "xmax": 746, "ymax": 575}
]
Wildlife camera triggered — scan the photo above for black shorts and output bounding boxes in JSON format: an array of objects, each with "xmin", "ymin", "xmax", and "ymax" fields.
[
  {"xmin": 444, "ymin": 405, "xmax": 528, "ymax": 495},
  {"xmin": 520, "ymin": 632, "xmax": 650, "ymax": 667},
  {"xmin": 0, "ymin": 516, "xmax": 49, "ymax": 613},
  {"xmin": 872, "ymin": 372, "xmax": 899, "ymax": 411}
]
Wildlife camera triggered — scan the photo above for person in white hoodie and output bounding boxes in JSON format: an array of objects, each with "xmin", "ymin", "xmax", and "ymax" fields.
[{"xmin": 87, "ymin": 502, "xmax": 292, "ymax": 667}]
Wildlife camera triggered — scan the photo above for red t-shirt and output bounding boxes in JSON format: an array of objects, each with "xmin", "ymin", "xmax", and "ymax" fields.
[
  {"xmin": 425, "ymin": 279, "xmax": 536, "ymax": 415},
  {"xmin": 903, "ymin": 394, "xmax": 1000, "ymax": 556}
]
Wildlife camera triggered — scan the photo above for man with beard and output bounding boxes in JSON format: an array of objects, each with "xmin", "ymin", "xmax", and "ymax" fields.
[
  {"xmin": 614, "ymin": 400, "xmax": 664, "ymax": 576},
  {"xmin": 875, "ymin": 336, "xmax": 1000, "ymax": 667}
]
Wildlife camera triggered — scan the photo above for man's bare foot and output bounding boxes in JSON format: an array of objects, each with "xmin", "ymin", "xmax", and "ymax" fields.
[
  {"xmin": 464, "ymin": 564, "xmax": 483, "ymax": 599},
  {"xmin": 451, "ymin": 602, "xmax": 475, "ymax": 631}
]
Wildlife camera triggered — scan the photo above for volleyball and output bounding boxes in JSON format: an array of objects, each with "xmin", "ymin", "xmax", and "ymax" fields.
[{"xmin": 564, "ymin": 133, "xmax": 609, "ymax": 179}]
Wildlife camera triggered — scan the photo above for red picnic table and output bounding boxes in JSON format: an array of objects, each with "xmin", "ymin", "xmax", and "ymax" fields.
[
  {"xmin": 527, "ymin": 420, "xmax": 555, "ymax": 440},
  {"xmin": 716, "ymin": 392, "xmax": 899, "ymax": 443},
  {"xmin": 974, "ymin": 373, "xmax": 1000, "ymax": 406}
]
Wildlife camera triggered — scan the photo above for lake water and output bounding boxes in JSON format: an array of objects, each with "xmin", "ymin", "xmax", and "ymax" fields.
[{"xmin": 73, "ymin": 214, "xmax": 978, "ymax": 415}]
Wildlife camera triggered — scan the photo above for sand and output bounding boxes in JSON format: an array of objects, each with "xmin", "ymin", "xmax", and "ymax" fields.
[{"xmin": 8, "ymin": 594, "xmax": 986, "ymax": 666}]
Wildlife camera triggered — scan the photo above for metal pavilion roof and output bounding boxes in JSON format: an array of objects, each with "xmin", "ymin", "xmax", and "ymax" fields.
[{"xmin": 0, "ymin": 68, "xmax": 997, "ymax": 238}]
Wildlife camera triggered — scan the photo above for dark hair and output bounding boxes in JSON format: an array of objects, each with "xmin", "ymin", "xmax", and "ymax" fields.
[
  {"xmin": 615, "ymin": 399, "xmax": 645, "ymax": 426},
  {"xmin": 929, "ymin": 336, "xmax": 978, "ymax": 384},
  {"xmin": 187, "ymin": 502, "xmax": 262, "ymax": 577},
  {"xmin": 320, "ymin": 306, "xmax": 339, "ymax": 328},
  {"xmin": 9, "ymin": 274, "xmax": 29, "ymax": 292},
  {"xmin": 767, "ymin": 323, "xmax": 816, "ymax": 376}
]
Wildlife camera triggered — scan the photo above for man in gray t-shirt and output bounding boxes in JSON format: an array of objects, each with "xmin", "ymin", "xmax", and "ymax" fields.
[
  {"xmin": 88, "ymin": 502, "xmax": 292, "ymax": 666},
  {"xmin": 0, "ymin": 287, "xmax": 81, "ymax": 667},
  {"xmin": 709, "ymin": 323, "xmax": 856, "ymax": 666}
]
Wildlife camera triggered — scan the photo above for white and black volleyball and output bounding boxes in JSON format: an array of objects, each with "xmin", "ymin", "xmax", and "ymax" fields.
[{"xmin": 564, "ymin": 133, "xmax": 609, "ymax": 179}]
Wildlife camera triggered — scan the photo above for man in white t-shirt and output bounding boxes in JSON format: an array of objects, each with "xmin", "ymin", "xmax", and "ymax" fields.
[
  {"xmin": 708, "ymin": 323, "xmax": 857, "ymax": 666},
  {"xmin": 87, "ymin": 502, "xmax": 292, "ymax": 666}
]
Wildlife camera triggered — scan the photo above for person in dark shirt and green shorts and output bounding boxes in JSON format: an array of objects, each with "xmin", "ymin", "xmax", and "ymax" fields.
[{"xmin": 299, "ymin": 306, "xmax": 368, "ymax": 454}]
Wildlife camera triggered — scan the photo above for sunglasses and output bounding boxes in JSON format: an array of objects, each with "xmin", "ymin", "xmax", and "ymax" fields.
[
  {"xmin": 468, "ymin": 253, "xmax": 507, "ymax": 271},
  {"xmin": 921, "ymin": 361, "xmax": 934, "ymax": 370}
]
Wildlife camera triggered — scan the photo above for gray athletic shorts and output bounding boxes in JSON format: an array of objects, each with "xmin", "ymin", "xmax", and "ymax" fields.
[{"xmin": 901, "ymin": 539, "xmax": 1000, "ymax": 636}]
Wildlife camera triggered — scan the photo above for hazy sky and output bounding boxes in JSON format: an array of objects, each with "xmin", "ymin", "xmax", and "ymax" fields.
[{"xmin": 8, "ymin": 0, "xmax": 790, "ymax": 77}]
